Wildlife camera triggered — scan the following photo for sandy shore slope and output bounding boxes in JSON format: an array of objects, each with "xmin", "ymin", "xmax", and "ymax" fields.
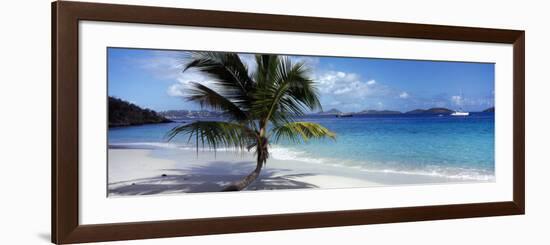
[{"xmin": 108, "ymin": 148, "xmax": 469, "ymax": 196}]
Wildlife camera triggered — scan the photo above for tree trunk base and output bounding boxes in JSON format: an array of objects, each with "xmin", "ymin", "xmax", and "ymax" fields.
[
  {"xmin": 221, "ymin": 185, "xmax": 241, "ymax": 191},
  {"xmin": 221, "ymin": 167, "xmax": 261, "ymax": 191},
  {"xmin": 222, "ymin": 139, "xmax": 267, "ymax": 191}
]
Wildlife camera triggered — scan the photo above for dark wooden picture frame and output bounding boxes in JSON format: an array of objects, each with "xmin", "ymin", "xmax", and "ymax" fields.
[{"xmin": 52, "ymin": 1, "xmax": 525, "ymax": 244}]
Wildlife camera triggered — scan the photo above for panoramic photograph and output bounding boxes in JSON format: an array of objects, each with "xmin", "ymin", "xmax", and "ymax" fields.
[{"xmin": 107, "ymin": 47, "xmax": 495, "ymax": 196}]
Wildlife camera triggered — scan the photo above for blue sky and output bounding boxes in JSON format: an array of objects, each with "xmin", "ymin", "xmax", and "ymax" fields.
[{"xmin": 108, "ymin": 47, "xmax": 494, "ymax": 112}]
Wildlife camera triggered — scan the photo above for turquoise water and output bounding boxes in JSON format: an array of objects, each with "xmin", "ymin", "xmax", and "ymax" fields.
[{"xmin": 108, "ymin": 113, "xmax": 495, "ymax": 181}]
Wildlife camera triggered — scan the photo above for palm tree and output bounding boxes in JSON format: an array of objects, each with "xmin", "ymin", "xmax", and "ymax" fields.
[{"xmin": 167, "ymin": 52, "xmax": 336, "ymax": 191}]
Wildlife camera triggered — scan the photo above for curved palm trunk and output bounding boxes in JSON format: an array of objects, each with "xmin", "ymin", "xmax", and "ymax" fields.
[{"xmin": 222, "ymin": 136, "xmax": 268, "ymax": 191}]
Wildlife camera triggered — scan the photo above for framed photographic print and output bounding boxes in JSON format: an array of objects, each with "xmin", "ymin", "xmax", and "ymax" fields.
[{"xmin": 52, "ymin": 1, "xmax": 525, "ymax": 244}]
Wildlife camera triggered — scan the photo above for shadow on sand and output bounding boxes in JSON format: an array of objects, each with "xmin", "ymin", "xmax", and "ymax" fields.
[{"xmin": 109, "ymin": 161, "xmax": 318, "ymax": 196}]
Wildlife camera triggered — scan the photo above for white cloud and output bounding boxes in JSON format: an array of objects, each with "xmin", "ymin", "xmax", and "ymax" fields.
[
  {"xmin": 314, "ymin": 71, "xmax": 375, "ymax": 97},
  {"xmin": 333, "ymin": 87, "xmax": 353, "ymax": 95},
  {"xmin": 138, "ymin": 50, "xmax": 427, "ymax": 112},
  {"xmin": 148, "ymin": 52, "xmax": 322, "ymax": 100},
  {"xmin": 310, "ymin": 70, "xmax": 394, "ymax": 112},
  {"xmin": 166, "ymin": 70, "xmax": 217, "ymax": 98},
  {"xmin": 451, "ymin": 95, "xmax": 463, "ymax": 106},
  {"xmin": 167, "ymin": 83, "xmax": 186, "ymax": 97},
  {"xmin": 451, "ymin": 95, "xmax": 493, "ymax": 107},
  {"xmin": 448, "ymin": 94, "xmax": 494, "ymax": 111},
  {"xmin": 134, "ymin": 50, "xmax": 225, "ymax": 99},
  {"xmin": 138, "ymin": 50, "xmax": 187, "ymax": 80}
]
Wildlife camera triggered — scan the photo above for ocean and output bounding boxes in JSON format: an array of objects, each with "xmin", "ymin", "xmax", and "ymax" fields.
[{"xmin": 108, "ymin": 113, "xmax": 495, "ymax": 182}]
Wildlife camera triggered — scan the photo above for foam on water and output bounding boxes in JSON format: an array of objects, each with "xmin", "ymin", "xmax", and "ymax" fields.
[
  {"xmin": 269, "ymin": 145, "xmax": 494, "ymax": 181},
  {"xmin": 109, "ymin": 141, "xmax": 493, "ymax": 181}
]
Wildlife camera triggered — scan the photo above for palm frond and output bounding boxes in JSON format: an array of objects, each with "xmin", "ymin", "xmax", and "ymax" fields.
[
  {"xmin": 186, "ymin": 82, "xmax": 247, "ymax": 121},
  {"xmin": 251, "ymin": 56, "xmax": 322, "ymax": 126},
  {"xmin": 283, "ymin": 61, "xmax": 322, "ymax": 111},
  {"xmin": 166, "ymin": 121, "xmax": 257, "ymax": 152},
  {"xmin": 254, "ymin": 54, "xmax": 280, "ymax": 87},
  {"xmin": 184, "ymin": 52, "xmax": 254, "ymax": 109},
  {"xmin": 270, "ymin": 122, "xmax": 336, "ymax": 144}
]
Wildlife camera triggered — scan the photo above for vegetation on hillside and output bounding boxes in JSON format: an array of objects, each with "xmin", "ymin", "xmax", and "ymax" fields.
[{"xmin": 109, "ymin": 97, "xmax": 172, "ymax": 127}]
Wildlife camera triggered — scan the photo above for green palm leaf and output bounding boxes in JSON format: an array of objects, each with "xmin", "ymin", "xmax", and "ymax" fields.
[
  {"xmin": 169, "ymin": 53, "xmax": 337, "ymax": 191},
  {"xmin": 184, "ymin": 52, "xmax": 254, "ymax": 110},
  {"xmin": 254, "ymin": 54, "xmax": 280, "ymax": 87},
  {"xmin": 166, "ymin": 121, "xmax": 256, "ymax": 152},
  {"xmin": 186, "ymin": 82, "xmax": 247, "ymax": 121},
  {"xmin": 251, "ymin": 57, "xmax": 321, "ymax": 126},
  {"xmin": 270, "ymin": 122, "xmax": 336, "ymax": 143}
]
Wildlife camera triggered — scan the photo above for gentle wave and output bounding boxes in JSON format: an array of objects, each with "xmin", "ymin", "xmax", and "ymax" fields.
[
  {"xmin": 109, "ymin": 141, "xmax": 494, "ymax": 181},
  {"xmin": 269, "ymin": 146, "xmax": 494, "ymax": 181}
]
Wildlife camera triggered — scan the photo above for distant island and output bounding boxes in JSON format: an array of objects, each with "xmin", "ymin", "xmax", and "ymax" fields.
[
  {"xmin": 316, "ymin": 108, "xmax": 342, "ymax": 115},
  {"xmin": 312, "ymin": 107, "xmax": 453, "ymax": 116},
  {"xmin": 405, "ymin": 108, "xmax": 454, "ymax": 115},
  {"xmin": 309, "ymin": 107, "xmax": 494, "ymax": 116},
  {"xmin": 109, "ymin": 99, "xmax": 496, "ymax": 127},
  {"xmin": 109, "ymin": 97, "xmax": 172, "ymax": 127},
  {"xmin": 483, "ymin": 107, "xmax": 495, "ymax": 113},
  {"xmin": 358, "ymin": 109, "xmax": 402, "ymax": 115}
]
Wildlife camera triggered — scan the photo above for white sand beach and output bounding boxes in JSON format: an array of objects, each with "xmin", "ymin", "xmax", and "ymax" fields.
[{"xmin": 108, "ymin": 147, "xmax": 473, "ymax": 196}]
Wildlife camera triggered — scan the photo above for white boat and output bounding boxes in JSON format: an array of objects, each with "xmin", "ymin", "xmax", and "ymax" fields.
[
  {"xmin": 336, "ymin": 112, "xmax": 353, "ymax": 118},
  {"xmin": 451, "ymin": 109, "xmax": 469, "ymax": 116},
  {"xmin": 451, "ymin": 91, "xmax": 469, "ymax": 116}
]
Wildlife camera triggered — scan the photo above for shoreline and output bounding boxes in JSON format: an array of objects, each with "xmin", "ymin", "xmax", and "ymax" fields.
[{"xmin": 108, "ymin": 147, "xmax": 492, "ymax": 196}]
